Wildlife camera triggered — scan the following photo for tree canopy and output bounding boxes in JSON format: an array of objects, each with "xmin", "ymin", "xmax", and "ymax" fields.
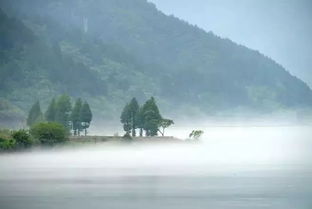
[
  {"xmin": 80, "ymin": 101, "xmax": 92, "ymax": 136},
  {"xmin": 28, "ymin": 95, "xmax": 93, "ymax": 136},
  {"xmin": 121, "ymin": 97, "xmax": 174, "ymax": 137},
  {"xmin": 71, "ymin": 98, "xmax": 83, "ymax": 136},
  {"xmin": 55, "ymin": 95, "xmax": 72, "ymax": 129}
]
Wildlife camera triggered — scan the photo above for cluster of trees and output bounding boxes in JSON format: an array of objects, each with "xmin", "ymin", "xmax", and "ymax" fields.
[
  {"xmin": 27, "ymin": 95, "xmax": 92, "ymax": 136},
  {"xmin": 121, "ymin": 97, "xmax": 174, "ymax": 137},
  {"xmin": 0, "ymin": 123, "xmax": 67, "ymax": 151}
]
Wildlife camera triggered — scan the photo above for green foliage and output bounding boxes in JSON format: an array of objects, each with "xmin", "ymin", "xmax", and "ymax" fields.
[
  {"xmin": 0, "ymin": 138, "xmax": 16, "ymax": 151},
  {"xmin": 80, "ymin": 101, "xmax": 92, "ymax": 136},
  {"xmin": 38, "ymin": 96, "xmax": 93, "ymax": 136},
  {"xmin": 136, "ymin": 107, "xmax": 145, "ymax": 137},
  {"xmin": 120, "ymin": 98, "xmax": 140, "ymax": 137},
  {"xmin": 120, "ymin": 103, "xmax": 131, "ymax": 134},
  {"xmin": 142, "ymin": 97, "xmax": 162, "ymax": 136},
  {"xmin": 12, "ymin": 129, "xmax": 32, "ymax": 148},
  {"xmin": 128, "ymin": 98, "xmax": 139, "ymax": 137},
  {"xmin": 0, "ymin": 129, "xmax": 17, "ymax": 151},
  {"xmin": 71, "ymin": 98, "xmax": 83, "ymax": 136},
  {"xmin": 26, "ymin": 101, "xmax": 43, "ymax": 127},
  {"xmin": 55, "ymin": 95, "xmax": 72, "ymax": 129},
  {"xmin": 159, "ymin": 119, "xmax": 174, "ymax": 136},
  {"xmin": 189, "ymin": 130, "xmax": 204, "ymax": 140},
  {"xmin": 120, "ymin": 98, "xmax": 139, "ymax": 136},
  {"xmin": 30, "ymin": 122, "xmax": 67, "ymax": 145},
  {"xmin": 121, "ymin": 97, "xmax": 170, "ymax": 137}
]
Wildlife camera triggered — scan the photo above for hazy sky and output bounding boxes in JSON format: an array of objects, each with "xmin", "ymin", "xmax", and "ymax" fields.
[{"xmin": 149, "ymin": 0, "xmax": 312, "ymax": 87}]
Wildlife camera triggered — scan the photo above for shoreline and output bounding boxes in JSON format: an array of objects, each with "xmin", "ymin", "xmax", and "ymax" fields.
[
  {"xmin": 0, "ymin": 136, "xmax": 191, "ymax": 154},
  {"xmin": 69, "ymin": 136, "xmax": 186, "ymax": 143}
]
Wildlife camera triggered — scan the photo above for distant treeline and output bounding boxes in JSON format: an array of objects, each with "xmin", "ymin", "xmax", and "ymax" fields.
[
  {"xmin": 121, "ymin": 97, "xmax": 174, "ymax": 137},
  {"xmin": 27, "ymin": 95, "xmax": 92, "ymax": 136}
]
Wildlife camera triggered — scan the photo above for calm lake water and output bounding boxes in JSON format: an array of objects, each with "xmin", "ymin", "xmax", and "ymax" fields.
[{"xmin": 0, "ymin": 126, "xmax": 312, "ymax": 209}]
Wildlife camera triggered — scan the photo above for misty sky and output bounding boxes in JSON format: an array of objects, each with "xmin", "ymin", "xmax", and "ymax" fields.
[{"xmin": 149, "ymin": 0, "xmax": 312, "ymax": 87}]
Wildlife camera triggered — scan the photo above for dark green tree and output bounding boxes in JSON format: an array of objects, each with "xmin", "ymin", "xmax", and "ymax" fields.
[
  {"xmin": 45, "ymin": 97, "xmax": 57, "ymax": 122},
  {"xmin": 128, "ymin": 98, "xmax": 139, "ymax": 137},
  {"xmin": 136, "ymin": 107, "xmax": 145, "ymax": 137},
  {"xmin": 55, "ymin": 95, "xmax": 72, "ymax": 129},
  {"xmin": 71, "ymin": 98, "xmax": 83, "ymax": 136},
  {"xmin": 80, "ymin": 101, "xmax": 92, "ymax": 136},
  {"xmin": 141, "ymin": 97, "xmax": 162, "ymax": 136},
  {"xmin": 120, "ymin": 103, "xmax": 131, "ymax": 136},
  {"xmin": 26, "ymin": 101, "xmax": 43, "ymax": 127}
]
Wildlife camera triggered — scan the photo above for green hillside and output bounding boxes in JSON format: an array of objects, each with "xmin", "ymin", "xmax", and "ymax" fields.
[{"xmin": 0, "ymin": 0, "xmax": 311, "ymax": 125}]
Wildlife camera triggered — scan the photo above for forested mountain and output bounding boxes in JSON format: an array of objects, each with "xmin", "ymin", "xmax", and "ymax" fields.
[{"xmin": 0, "ymin": 0, "xmax": 312, "ymax": 125}]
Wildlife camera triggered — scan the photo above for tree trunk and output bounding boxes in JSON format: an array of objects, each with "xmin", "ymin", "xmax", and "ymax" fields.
[
  {"xmin": 131, "ymin": 113, "xmax": 136, "ymax": 137},
  {"xmin": 158, "ymin": 129, "xmax": 164, "ymax": 136}
]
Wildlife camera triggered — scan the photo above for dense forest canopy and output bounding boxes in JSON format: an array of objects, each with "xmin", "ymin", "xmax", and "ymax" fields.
[{"xmin": 0, "ymin": 0, "xmax": 312, "ymax": 126}]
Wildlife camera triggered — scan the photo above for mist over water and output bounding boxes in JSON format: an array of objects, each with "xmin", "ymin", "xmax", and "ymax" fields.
[
  {"xmin": 1, "ymin": 124, "xmax": 312, "ymax": 209},
  {"xmin": 1, "ymin": 0, "xmax": 311, "ymax": 208}
]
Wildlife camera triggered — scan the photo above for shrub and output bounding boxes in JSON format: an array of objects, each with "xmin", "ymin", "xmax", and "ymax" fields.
[
  {"xmin": 189, "ymin": 130, "xmax": 204, "ymax": 140},
  {"xmin": 0, "ymin": 139, "xmax": 16, "ymax": 151},
  {"xmin": 30, "ymin": 122, "xmax": 68, "ymax": 145},
  {"xmin": 12, "ymin": 129, "xmax": 33, "ymax": 148},
  {"xmin": 0, "ymin": 129, "xmax": 16, "ymax": 151}
]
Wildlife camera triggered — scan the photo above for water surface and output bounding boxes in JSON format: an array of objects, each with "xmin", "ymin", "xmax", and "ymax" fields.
[{"xmin": 1, "ymin": 126, "xmax": 312, "ymax": 209}]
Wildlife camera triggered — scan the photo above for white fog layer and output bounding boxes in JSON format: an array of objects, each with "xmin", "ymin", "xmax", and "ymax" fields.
[{"xmin": 1, "ymin": 126, "xmax": 312, "ymax": 209}]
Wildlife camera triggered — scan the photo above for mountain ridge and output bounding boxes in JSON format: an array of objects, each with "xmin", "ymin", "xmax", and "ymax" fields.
[{"xmin": 0, "ymin": 0, "xmax": 311, "ymax": 126}]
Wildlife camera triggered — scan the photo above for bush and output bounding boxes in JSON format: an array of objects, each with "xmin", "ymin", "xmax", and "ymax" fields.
[
  {"xmin": 30, "ymin": 122, "xmax": 67, "ymax": 145},
  {"xmin": 12, "ymin": 129, "xmax": 33, "ymax": 148},
  {"xmin": 0, "ymin": 129, "xmax": 16, "ymax": 151},
  {"xmin": 0, "ymin": 139, "xmax": 16, "ymax": 151}
]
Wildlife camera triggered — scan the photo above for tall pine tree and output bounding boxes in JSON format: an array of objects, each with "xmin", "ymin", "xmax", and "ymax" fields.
[
  {"xmin": 80, "ymin": 101, "xmax": 92, "ymax": 136},
  {"xmin": 141, "ymin": 97, "xmax": 162, "ymax": 136},
  {"xmin": 27, "ymin": 101, "xmax": 43, "ymax": 127},
  {"xmin": 128, "ymin": 98, "xmax": 139, "ymax": 137},
  {"xmin": 55, "ymin": 95, "xmax": 72, "ymax": 129},
  {"xmin": 136, "ymin": 107, "xmax": 145, "ymax": 137},
  {"xmin": 71, "ymin": 98, "xmax": 82, "ymax": 136},
  {"xmin": 120, "ymin": 103, "xmax": 131, "ymax": 136}
]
